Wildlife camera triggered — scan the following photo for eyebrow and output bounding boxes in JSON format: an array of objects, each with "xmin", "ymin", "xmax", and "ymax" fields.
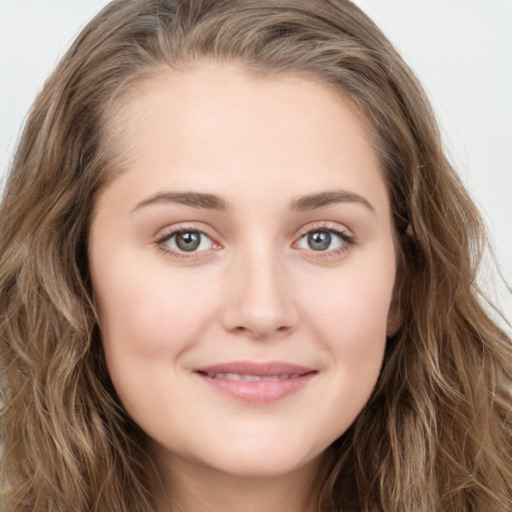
[
  {"xmin": 290, "ymin": 190, "xmax": 375, "ymax": 213},
  {"xmin": 132, "ymin": 191, "xmax": 229, "ymax": 212},
  {"xmin": 132, "ymin": 189, "xmax": 374, "ymax": 213}
]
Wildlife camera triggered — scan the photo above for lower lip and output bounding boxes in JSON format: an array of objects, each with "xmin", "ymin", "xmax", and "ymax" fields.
[{"xmin": 195, "ymin": 372, "xmax": 316, "ymax": 403}]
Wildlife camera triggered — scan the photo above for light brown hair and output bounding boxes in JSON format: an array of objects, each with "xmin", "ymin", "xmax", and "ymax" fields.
[{"xmin": 1, "ymin": 1, "xmax": 511, "ymax": 510}]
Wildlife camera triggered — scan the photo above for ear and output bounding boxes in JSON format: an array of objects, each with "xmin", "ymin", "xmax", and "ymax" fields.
[
  {"xmin": 387, "ymin": 224, "xmax": 413, "ymax": 337},
  {"xmin": 386, "ymin": 312, "xmax": 402, "ymax": 337},
  {"xmin": 386, "ymin": 278, "xmax": 404, "ymax": 338}
]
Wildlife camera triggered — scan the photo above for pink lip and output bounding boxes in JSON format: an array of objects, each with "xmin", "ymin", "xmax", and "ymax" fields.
[{"xmin": 193, "ymin": 361, "xmax": 317, "ymax": 404}]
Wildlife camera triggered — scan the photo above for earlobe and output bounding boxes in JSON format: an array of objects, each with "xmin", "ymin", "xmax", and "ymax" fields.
[
  {"xmin": 387, "ymin": 228, "xmax": 412, "ymax": 338},
  {"xmin": 386, "ymin": 280, "xmax": 404, "ymax": 337},
  {"xmin": 386, "ymin": 316, "xmax": 401, "ymax": 337},
  {"xmin": 386, "ymin": 300, "xmax": 403, "ymax": 336}
]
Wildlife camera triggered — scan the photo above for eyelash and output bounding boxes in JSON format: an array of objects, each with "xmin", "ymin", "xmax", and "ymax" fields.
[
  {"xmin": 155, "ymin": 223, "xmax": 356, "ymax": 261},
  {"xmin": 295, "ymin": 223, "xmax": 356, "ymax": 260},
  {"xmin": 155, "ymin": 226, "xmax": 216, "ymax": 261}
]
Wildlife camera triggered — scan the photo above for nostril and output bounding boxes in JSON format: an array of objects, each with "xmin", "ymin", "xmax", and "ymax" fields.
[{"xmin": 220, "ymin": 280, "xmax": 299, "ymax": 338}]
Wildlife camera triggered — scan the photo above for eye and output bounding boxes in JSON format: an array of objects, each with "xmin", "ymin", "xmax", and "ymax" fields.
[
  {"xmin": 300, "ymin": 231, "xmax": 336, "ymax": 251},
  {"xmin": 159, "ymin": 229, "xmax": 215, "ymax": 253},
  {"xmin": 295, "ymin": 226, "xmax": 355, "ymax": 255}
]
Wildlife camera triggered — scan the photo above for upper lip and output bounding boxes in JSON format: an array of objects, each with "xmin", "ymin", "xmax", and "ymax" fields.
[{"xmin": 194, "ymin": 361, "xmax": 316, "ymax": 377}]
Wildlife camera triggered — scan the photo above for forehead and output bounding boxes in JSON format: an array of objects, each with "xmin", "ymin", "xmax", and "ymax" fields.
[
  {"xmin": 96, "ymin": 63, "xmax": 388, "ymax": 215},
  {"xmin": 108, "ymin": 63, "xmax": 373, "ymax": 154}
]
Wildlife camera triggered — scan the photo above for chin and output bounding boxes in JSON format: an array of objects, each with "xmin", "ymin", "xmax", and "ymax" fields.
[{"xmin": 190, "ymin": 436, "xmax": 326, "ymax": 479}]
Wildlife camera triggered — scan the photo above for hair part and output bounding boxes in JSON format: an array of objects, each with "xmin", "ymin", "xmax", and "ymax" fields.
[{"xmin": 1, "ymin": 1, "xmax": 511, "ymax": 511}]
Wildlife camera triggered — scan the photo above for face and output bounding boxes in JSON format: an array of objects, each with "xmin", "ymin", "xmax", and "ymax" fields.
[{"xmin": 89, "ymin": 64, "xmax": 397, "ymax": 480}]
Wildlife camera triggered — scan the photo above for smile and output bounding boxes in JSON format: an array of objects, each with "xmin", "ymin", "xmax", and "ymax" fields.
[
  {"xmin": 194, "ymin": 362, "xmax": 317, "ymax": 403},
  {"xmin": 200, "ymin": 372, "xmax": 304, "ymax": 381}
]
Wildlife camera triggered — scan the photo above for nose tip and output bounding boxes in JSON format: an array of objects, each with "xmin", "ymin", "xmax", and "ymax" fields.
[
  {"xmin": 224, "ymin": 307, "xmax": 295, "ymax": 339},
  {"xmin": 221, "ymin": 257, "xmax": 298, "ymax": 339}
]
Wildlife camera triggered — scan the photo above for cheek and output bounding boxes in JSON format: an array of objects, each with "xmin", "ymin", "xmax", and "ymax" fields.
[
  {"xmin": 305, "ymin": 261, "xmax": 394, "ymax": 344},
  {"xmin": 302, "ymin": 263, "xmax": 393, "ymax": 408},
  {"xmin": 95, "ymin": 263, "xmax": 219, "ymax": 374},
  {"xmin": 94, "ymin": 264, "xmax": 224, "ymax": 424}
]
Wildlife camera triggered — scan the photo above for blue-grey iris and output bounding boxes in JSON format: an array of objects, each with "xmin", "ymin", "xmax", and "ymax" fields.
[
  {"xmin": 308, "ymin": 231, "xmax": 331, "ymax": 251},
  {"xmin": 176, "ymin": 232, "xmax": 201, "ymax": 252}
]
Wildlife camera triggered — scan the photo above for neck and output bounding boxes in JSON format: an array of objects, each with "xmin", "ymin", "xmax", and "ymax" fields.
[{"xmin": 151, "ymin": 453, "xmax": 324, "ymax": 512}]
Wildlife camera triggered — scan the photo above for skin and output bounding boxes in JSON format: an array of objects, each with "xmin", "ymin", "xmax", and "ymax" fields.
[{"xmin": 89, "ymin": 63, "xmax": 398, "ymax": 512}]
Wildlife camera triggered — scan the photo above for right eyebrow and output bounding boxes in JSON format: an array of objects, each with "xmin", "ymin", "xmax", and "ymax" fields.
[{"xmin": 131, "ymin": 191, "xmax": 229, "ymax": 212}]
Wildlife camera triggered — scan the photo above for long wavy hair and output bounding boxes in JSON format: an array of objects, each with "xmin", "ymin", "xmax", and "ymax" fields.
[{"xmin": 1, "ymin": 1, "xmax": 511, "ymax": 510}]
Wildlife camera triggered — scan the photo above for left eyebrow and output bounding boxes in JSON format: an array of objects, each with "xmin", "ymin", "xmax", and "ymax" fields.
[{"xmin": 289, "ymin": 190, "xmax": 375, "ymax": 213}]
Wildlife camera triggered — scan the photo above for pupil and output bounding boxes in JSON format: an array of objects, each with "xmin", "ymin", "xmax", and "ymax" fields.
[
  {"xmin": 176, "ymin": 232, "xmax": 201, "ymax": 252},
  {"xmin": 308, "ymin": 231, "xmax": 331, "ymax": 251}
]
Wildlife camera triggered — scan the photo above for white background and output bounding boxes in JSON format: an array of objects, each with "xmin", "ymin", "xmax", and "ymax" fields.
[{"xmin": 0, "ymin": 1, "xmax": 511, "ymax": 322}]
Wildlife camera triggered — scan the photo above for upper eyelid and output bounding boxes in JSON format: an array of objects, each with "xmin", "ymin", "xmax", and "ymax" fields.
[
  {"xmin": 295, "ymin": 221, "xmax": 354, "ymax": 237},
  {"xmin": 169, "ymin": 231, "xmax": 213, "ymax": 248},
  {"xmin": 155, "ymin": 222, "xmax": 216, "ymax": 242},
  {"xmin": 157, "ymin": 230, "xmax": 212, "ymax": 245},
  {"xmin": 154, "ymin": 220, "xmax": 353, "ymax": 238}
]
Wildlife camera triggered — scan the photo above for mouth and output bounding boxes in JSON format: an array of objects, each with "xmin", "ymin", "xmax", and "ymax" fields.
[
  {"xmin": 198, "ymin": 372, "xmax": 306, "ymax": 381},
  {"xmin": 193, "ymin": 361, "xmax": 317, "ymax": 403}
]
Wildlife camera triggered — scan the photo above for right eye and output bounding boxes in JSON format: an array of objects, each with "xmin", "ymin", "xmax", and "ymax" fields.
[{"xmin": 158, "ymin": 229, "xmax": 216, "ymax": 255}]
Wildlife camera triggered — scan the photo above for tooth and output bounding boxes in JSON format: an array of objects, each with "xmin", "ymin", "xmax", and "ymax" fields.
[
  {"xmin": 203, "ymin": 372, "xmax": 304, "ymax": 381},
  {"xmin": 241, "ymin": 375, "xmax": 262, "ymax": 381}
]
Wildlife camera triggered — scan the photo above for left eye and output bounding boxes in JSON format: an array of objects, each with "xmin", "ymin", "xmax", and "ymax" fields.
[
  {"xmin": 296, "ymin": 230, "xmax": 347, "ymax": 252},
  {"xmin": 163, "ymin": 230, "xmax": 214, "ymax": 253}
]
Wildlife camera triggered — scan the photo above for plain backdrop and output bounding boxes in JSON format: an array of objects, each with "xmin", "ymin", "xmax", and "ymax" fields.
[{"xmin": 0, "ymin": 0, "xmax": 511, "ymax": 322}]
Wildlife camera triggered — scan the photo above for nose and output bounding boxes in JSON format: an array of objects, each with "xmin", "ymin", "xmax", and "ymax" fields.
[{"xmin": 221, "ymin": 245, "xmax": 299, "ymax": 339}]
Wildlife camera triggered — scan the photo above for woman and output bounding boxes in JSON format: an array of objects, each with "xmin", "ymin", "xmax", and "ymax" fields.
[{"xmin": 1, "ymin": 1, "xmax": 511, "ymax": 511}]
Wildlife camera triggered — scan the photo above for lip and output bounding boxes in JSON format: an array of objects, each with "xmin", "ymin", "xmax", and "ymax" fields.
[{"xmin": 193, "ymin": 361, "xmax": 317, "ymax": 403}]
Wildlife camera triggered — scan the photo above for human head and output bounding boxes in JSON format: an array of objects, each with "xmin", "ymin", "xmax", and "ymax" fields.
[{"xmin": 1, "ymin": 1, "xmax": 508, "ymax": 510}]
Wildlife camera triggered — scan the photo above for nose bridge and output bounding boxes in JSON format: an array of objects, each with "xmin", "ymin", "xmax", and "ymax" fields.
[{"xmin": 222, "ymin": 237, "xmax": 297, "ymax": 338}]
